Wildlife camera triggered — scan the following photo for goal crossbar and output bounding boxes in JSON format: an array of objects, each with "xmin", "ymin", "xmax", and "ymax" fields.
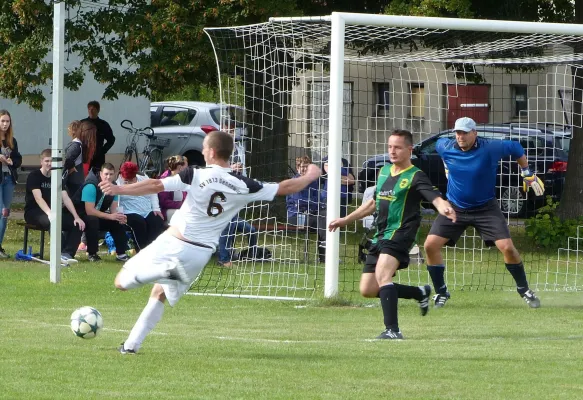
[{"xmin": 270, "ymin": 12, "xmax": 583, "ymax": 36}]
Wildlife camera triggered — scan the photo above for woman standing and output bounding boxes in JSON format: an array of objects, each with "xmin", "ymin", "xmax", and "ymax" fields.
[
  {"xmin": 64, "ymin": 120, "xmax": 96, "ymax": 197},
  {"xmin": 0, "ymin": 110, "xmax": 22, "ymax": 258}
]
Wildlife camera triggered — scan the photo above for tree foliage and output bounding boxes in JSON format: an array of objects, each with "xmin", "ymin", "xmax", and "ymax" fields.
[
  {"xmin": 0, "ymin": 0, "xmax": 579, "ymax": 111},
  {"xmin": 0, "ymin": 0, "xmax": 298, "ymax": 110}
]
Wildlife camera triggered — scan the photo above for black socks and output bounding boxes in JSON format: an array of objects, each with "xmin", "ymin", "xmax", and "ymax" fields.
[
  {"xmin": 427, "ymin": 264, "xmax": 447, "ymax": 294},
  {"xmin": 394, "ymin": 283, "xmax": 423, "ymax": 301},
  {"xmin": 379, "ymin": 284, "xmax": 398, "ymax": 331},
  {"xmin": 505, "ymin": 262, "xmax": 529, "ymax": 295}
]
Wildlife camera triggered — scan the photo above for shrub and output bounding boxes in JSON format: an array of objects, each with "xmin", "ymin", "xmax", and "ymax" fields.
[{"xmin": 525, "ymin": 196, "xmax": 583, "ymax": 250}]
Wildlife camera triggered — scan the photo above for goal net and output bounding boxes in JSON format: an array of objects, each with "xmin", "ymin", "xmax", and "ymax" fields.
[{"xmin": 192, "ymin": 14, "xmax": 583, "ymax": 299}]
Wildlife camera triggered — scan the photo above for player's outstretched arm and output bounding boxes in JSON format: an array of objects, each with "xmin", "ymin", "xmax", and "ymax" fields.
[
  {"xmin": 99, "ymin": 179, "xmax": 164, "ymax": 197},
  {"xmin": 432, "ymin": 197, "xmax": 457, "ymax": 223},
  {"xmin": 276, "ymin": 164, "xmax": 321, "ymax": 196},
  {"xmin": 329, "ymin": 199, "xmax": 376, "ymax": 232}
]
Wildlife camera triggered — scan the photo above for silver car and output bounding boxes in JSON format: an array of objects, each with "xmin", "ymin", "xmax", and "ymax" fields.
[{"xmin": 150, "ymin": 101, "xmax": 246, "ymax": 166}]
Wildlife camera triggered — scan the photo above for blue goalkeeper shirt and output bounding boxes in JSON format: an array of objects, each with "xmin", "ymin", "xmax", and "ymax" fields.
[{"xmin": 436, "ymin": 137, "xmax": 524, "ymax": 209}]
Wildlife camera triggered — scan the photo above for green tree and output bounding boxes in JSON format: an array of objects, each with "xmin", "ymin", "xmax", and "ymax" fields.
[
  {"xmin": 555, "ymin": 0, "xmax": 583, "ymax": 220},
  {"xmin": 0, "ymin": 0, "xmax": 298, "ymax": 110}
]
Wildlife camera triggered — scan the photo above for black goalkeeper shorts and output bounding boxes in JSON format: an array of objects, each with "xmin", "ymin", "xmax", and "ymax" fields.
[
  {"xmin": 428, "ymin": 198, "xmax": 511, "ymax": 247},
  {"xmin": 362, "ymin": 239, "xmax": 410, "ymax": 274}
]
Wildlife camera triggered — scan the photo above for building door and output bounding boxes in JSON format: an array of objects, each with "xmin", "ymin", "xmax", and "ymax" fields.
[{"xmin": 446, "ymin": 85, "xmax": 490, "ymax": 128}]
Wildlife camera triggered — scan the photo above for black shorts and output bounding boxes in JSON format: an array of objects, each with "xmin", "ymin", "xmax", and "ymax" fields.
[
  {"xmin": 428, "ymin": 198, "xmax": 511, "ymax": 247},
  {"xmin": 363, "ymin": 239, "xmax": 410, "ymax": 274}
]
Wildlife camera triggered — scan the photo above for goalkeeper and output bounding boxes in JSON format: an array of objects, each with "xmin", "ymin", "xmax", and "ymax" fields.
[{"xmin": 424, "ymin": 117, "xmax": 543, "ymax": 309}]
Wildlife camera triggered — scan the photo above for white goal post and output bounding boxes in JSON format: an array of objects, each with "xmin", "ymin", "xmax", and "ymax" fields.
[{"xmin": 200, "ymin": 13, "xmax": 583, "ymax": 299}]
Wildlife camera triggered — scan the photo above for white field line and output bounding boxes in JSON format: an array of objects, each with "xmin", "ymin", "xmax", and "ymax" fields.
[
  {"xmin": 14, "ymin": 319, "xmax": 167, "ymax": 335},
  {"xmin": 10, "ymin": 319, "xmax": 583, "ymax": 343}
]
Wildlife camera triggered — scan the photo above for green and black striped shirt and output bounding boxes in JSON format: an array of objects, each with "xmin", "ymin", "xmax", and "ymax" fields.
[{"xmin": 373, "ymin": 164, "xmax": 441, "ymax": 250}]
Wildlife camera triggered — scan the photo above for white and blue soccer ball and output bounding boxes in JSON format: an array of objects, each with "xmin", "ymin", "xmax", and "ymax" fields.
[{"xmin": 70, "ymin": 307, "xmax": 103, "ymax": 339}]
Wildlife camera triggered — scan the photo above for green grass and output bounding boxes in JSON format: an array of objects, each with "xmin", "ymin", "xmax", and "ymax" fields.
[
  {"xmin": 1, "ymin": 218, "xmax": 582, "ymax": 398},
  {"xmin": 1, "ymin": 260, "xmax": 583, "ymax": 399}
]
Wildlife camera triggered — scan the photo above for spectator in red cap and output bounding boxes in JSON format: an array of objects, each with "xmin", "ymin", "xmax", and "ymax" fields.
[{"xmin": 116, "ymin": 162, "xmax": 166, "ymax": 251}]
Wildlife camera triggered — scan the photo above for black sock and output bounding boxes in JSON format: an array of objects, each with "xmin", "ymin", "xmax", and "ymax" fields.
[
  {"xmin": 505, "ymin": 262, "xmax": 529, "ymax": 295},
  {"xmin": 379, "ymin": 284, "xmax": 398, "ymax": 331},
  {"xmin": 427, "ymin": 264, "xmax": 447, "ymax": 294},
  {"xmin": 317, "ymin": 241, "xmax": 325, "ymax": 261},
  {"xmin": 394, "ymin": 283, "xmax": 423, "ymax": 301}
]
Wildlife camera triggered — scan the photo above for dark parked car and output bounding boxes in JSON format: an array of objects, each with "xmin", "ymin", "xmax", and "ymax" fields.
[
  {"xmin": 503, "ymin": 122, "xmax": 572, "ymax": 152},
  {"xmin": 358, "ymin": 125, "xmax": 568, "ymax": 216}
]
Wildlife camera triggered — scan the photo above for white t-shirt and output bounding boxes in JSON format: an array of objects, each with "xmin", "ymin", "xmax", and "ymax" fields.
[
  {"xmin": 362, "ymin": 185, "xmax": 376, "ymax": 229},
  {"xmin": 162, "ymin": 164, "xmax": 279, "ymax": 250}
]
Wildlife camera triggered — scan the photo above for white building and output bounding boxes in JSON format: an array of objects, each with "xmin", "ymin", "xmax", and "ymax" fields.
[{"xmin": 0, "ymin": 4, "xmax": 150, "ymax": 167}]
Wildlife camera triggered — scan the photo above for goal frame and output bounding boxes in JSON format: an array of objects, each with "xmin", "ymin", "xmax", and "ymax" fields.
[
  {"xmin": 265, "ymin": 12, "xmax": 583, "ymax": 298},
  {"xmin": 204, "ymin": 12, "xmax": 583, "ymax": 299}
]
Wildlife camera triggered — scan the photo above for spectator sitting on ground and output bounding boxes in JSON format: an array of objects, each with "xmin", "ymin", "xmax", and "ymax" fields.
[
  {"xmin": 217, "ymin": 214, "xmax": 259, "ymax": 268},
  {"xmin": 158, "ymin": 155, "xmax": 188, "ymax": 221},
  {"xmin": 216, "ymin": 148, "xmax": 257, "ymax": 267},
  {"xmin": 116, "ymin": 162, "xmax": 166, "ymax": 251},
  {"xmin": 24, "ymin": 148, "xmax": 85, "ymax": 263},
  {"xmin": 286, "ymin": 155, "xmax": 327, "ymax": 263},
  {"xmin": 73, "ymin": 163, "xmax": 130, "ymax": 262}
]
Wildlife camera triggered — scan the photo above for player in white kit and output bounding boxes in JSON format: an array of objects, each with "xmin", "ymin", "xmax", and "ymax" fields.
[{"xmin": 99, "ymin": 130, "xmax": 321, "ymax": 354}]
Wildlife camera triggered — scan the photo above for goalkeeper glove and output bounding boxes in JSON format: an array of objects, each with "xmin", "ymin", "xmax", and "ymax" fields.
[{"xmin": 521, "ymin": 168, "xmax": 545, "ymax": 196}]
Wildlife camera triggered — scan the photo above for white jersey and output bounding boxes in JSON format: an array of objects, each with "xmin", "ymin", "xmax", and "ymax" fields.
[{"xmin": 162, "ymin": 164, "xmax": 279, "ymax": 250}]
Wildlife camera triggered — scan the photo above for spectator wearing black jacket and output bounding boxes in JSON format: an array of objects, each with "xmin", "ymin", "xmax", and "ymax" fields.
[
  {"xmin": 82, "ymin": 101, "xmax": 115, "ymax": 170},
  {"xmin": 63, "ymin": 120, "xmax": 96, "ymax": 198}
]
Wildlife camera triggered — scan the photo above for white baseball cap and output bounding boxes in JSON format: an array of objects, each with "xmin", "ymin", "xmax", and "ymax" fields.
[{"xmin": 454, "ymin": 117, "xmax": 477, "ymax": 132}]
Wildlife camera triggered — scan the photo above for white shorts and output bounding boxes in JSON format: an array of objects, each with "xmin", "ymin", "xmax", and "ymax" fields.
[{"xmin": 120, "ymin": 232, "xmax": 214, "ymax": 306}]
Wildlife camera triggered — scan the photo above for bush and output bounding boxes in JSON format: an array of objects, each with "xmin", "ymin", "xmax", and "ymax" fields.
[{"xmin": 525, "ymin": 196, "xmax": 583, "ymax": 250}]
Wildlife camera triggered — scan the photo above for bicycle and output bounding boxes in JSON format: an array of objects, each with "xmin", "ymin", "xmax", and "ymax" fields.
[{"xmin": 120, "ymin": 119, "xmax": 171, "ymax": 178}]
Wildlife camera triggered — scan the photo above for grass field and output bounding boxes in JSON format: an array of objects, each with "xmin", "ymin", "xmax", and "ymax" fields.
[{"xmin": 1, "ymin": 257, "xmax": 583, "ymax": 400}]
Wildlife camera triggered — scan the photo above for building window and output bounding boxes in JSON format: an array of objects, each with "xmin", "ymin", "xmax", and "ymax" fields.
[
  {"xmin": 410, "ymin": 83, "xmax": 425, "ymax": 118},
  {"xmin": 373, "ymin": 82, "xmax": 390, "ymax": 115},
  {"xmin": 511, "ymin": 85, "xmax": 528, "ymax": 118}
]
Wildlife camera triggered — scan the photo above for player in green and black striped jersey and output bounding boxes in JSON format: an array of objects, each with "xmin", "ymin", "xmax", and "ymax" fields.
[{"xmin": 329, "ymin": 130, "xmax": 456, "ymax": 340}]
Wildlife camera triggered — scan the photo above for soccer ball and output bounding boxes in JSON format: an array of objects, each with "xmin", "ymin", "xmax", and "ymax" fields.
[{"xmin": 70, "ymin": 306, "xmax": 103, "ymax": 339}]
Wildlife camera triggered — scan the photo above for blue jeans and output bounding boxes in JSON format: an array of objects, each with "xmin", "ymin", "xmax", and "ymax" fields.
[
  {"xmin": 218, "ymin": 216, "xmax": 258, "ymax": 263},
  {"xmin": 0, "ymin": 174, "xmax": 15, "ymax": 245}
]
